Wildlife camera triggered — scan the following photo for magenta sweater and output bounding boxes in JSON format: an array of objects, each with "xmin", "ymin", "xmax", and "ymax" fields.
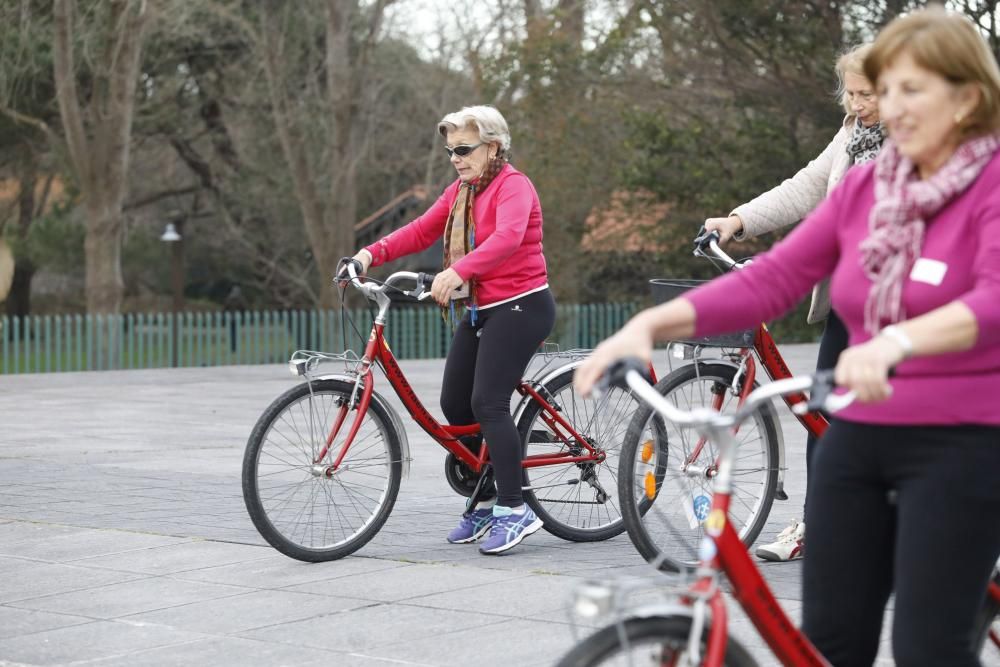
[
  {"xmin": 685, "ymin": 153, "xmax": 1000, "ymax": 425},
  {"xmin": 365, "ymin": 164, "xmax": 548, "ymax": 307}
]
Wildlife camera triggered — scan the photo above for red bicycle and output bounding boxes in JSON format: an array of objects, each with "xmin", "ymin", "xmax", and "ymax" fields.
[
  {"xmin": 559, "ymin": 361, "xmax": 999, "ymax": 666},
  {"xmin": 619, "ymin": 232, "xmax": 830, "ymax": 568},
  {"xmin": 241, "ymin": 262, "xmax": 642, "ymax": 561},
  {"xmin": 560, "ymin": 361, "xmax": 853, "ymax": 666}
]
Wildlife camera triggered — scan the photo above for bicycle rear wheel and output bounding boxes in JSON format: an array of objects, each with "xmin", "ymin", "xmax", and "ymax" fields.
[
  {"xmin": 517, "ymin": 365, "xmax": 642, "ymax": 542},
  {"xmin": 619, "ymin": 362, "xmax": 779, "ymax": 570},
  {"xmin": 555, "ymin": 615, "xmax": 757, "ymax": 667},
  {"xmin": 242, "ymin": 379, "xmax": 402, "ymax": 562}
]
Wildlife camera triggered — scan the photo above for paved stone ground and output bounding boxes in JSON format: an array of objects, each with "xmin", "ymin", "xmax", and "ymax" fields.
[{"xmin": 0, "ymin": 345, "xmax": 994, "ymax": 666}]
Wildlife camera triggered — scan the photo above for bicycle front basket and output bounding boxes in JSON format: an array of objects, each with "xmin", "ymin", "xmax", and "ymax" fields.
[{"xmin": 649, "ymin": 278, "xmax": 755, "ymax": 348}]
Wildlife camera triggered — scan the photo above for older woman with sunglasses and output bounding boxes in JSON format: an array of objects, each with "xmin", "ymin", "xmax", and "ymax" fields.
[{"xmin": 349, "ymin": 105, "xmax": 554, "ymax": 555}]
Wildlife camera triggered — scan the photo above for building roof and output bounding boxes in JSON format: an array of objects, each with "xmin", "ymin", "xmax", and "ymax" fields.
[{"xmin": 354, "ymin": 185, "xmax": 429, "ymax": 232}]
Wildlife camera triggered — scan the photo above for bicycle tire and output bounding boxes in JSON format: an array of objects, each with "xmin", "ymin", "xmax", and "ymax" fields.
[
  {"xmin": 242, "ymin": 378, "xmax": 402, "ymax": 562},
  {"xmin": 555, "ymin": 615, "xmax": 757, "ymax": 667},
  {"xmin": 618, "ymin": 362, "xmax": 780, "ymax": 570},
  {"xmin": 974, "ymin": 570, "xmax": 1000, "ymax": 659},
  {"xmin": 516, "ymin": 365, "xmax": 642, "ymax": 542}
]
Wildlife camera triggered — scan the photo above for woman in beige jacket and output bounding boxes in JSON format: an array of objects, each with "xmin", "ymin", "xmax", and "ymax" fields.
[{"xmin": 704, "ymin": 43, "xmax": 886, "ymax": 563}]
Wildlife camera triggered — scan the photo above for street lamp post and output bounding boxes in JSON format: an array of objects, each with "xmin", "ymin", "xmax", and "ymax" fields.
[{"xmin": 160, "ymin": 212, "xmax": 184, "ymax": 367}]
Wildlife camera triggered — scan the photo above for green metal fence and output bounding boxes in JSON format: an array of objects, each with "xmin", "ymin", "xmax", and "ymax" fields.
[{"xmin": 0, "ymin": 303, "xmax": 640, "ymax": 374}]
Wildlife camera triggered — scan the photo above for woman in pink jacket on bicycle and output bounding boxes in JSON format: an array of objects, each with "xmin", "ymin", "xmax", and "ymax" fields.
[{"xmin": 349, "ymin": 105, "xmax": 554, "ymax": 555}]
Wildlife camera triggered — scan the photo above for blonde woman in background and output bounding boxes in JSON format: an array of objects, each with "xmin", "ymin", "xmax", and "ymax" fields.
[{"xmin": 704, "ymin": 43, "xmax": 887, "ymax": 562}]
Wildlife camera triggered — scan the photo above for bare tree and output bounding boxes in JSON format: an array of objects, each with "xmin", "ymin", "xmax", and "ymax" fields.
[
  {"xmin": 53, "ymin": 0, "xmax": 151, "ymax": 314},
  {"xmin": 251, "ymin": 0, "xmax": 395, "ymax": 308}
]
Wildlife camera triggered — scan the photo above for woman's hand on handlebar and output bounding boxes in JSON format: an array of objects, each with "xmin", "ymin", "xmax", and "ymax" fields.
[
  {"xmin": 574, "ymin": 315, "xmax": 655, "ymax": 398},
  {"xmin": 352, "ymin": 250, "xmax": 372, "ymax": 275},
  {"xmin": 431, "ymin": 268, "xmax": 463, "ymax": 306},
  {"xmin": 704, "ymin": 215, "xmax": 743, "ymax": 243},
  {"xmin": 834, "ymin": 335, "xmax": 906, "ymax": 403},
  {"xmin": 337, "ymin": 251, "xmax": 372, "ymax": 287}
]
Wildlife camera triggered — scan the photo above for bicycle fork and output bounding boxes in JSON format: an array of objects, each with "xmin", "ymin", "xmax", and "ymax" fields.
[{"xmin": 309, "ymin": 368, "xmax": 375, "ymax": 477}]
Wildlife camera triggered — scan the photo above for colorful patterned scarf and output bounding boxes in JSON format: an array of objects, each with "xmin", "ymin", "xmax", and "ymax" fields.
[
  {"xmin": 441, "ymin": 150, "xmax": 509, "ymax": 324},
  {"xmin": 845, "ymin": 118, "xmax": 887, "ymax": 166},
  {"xmin": 859, "ymin": 133, "xmax": 1000, "ymax": 334}
]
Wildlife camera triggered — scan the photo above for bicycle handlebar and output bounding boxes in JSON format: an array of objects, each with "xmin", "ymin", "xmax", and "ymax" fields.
[
  {"xmin": 693, "ymin": 228, "xmax": 749, "ymax": 270},
  {"xmin": 599, "ymin": 356, "xmax": 854, "ymax": 428},
  {"xmin": 335, "ymin": 259, "xmax": 434, "ymax": 302}
]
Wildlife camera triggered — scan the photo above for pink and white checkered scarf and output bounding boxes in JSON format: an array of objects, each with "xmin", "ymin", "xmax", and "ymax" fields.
[{"xmin": 859, "ymin": 133, "xmax": 1000, "ymax": 335}]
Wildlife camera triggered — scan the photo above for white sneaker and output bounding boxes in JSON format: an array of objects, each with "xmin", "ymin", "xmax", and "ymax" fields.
[{"xmin": 755, "ymin": 519, "xmax": 805, "ymax": 562}]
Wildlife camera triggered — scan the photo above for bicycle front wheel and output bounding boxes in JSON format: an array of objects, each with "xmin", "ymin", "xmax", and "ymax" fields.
[
  {"xmin": 619, "ymin": 362, "xmax": 779, "ymax": 570},
  {"xmin": 517, "ymin": 365, "xmax": 640, "ymax": 542},
  {"xmin": 555, "ymin": 615, "xmax": 757, "ymax": 667},
  {"xmin": 242, "ymin": 379, "xmax": 402, "ymax": 562}
]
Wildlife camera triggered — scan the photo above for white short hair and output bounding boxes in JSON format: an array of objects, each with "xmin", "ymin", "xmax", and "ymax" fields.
[{"xmin": 438, "ymin": 105, "xmax": 511, "ymax": 152}]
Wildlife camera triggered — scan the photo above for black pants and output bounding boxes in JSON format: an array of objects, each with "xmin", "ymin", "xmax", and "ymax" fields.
[
  {"xmin": 440, "ymin": 289, "xmax": 556, "ymax": 507},
  {"xmin": 804, "ymin": 310, "xmax": 849, "ymax": 513},
  {"xmin": 802, "ymin": 419, "xmax": 1000, "ymax": 666}
]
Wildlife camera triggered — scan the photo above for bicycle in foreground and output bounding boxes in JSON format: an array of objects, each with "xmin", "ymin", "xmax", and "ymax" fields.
[
  {"xmin": 559, "ymin": 359, "xmax": 999, "ymax": 666},
  {"xmin": 241, "ymin": 260, "xmax": 641, "ymax": 561},
  {"xmin": 620, "ymin": 231, "xmax": 830, "ymax": 568}
]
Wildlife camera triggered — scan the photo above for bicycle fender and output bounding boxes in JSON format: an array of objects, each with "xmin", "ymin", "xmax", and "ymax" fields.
[
  {"xmin": 313, "ymin": 373, "xmax": 412, "ymax": 479},
  {"xmin": 625, "ymin": 604, "xmax": 700, "ymax": 622},
  {"xmin": 512, "ymin": 359, "xmax": 584, "ymax": 424},
  {"xmin": 759, "ymin": 395, "xmax": 788, "ymax": 500}
]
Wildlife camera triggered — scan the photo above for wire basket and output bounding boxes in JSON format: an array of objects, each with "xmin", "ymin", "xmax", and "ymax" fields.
[{"xmin": 649, "ymin": 279, "xmax": 755, "ymax": 348}]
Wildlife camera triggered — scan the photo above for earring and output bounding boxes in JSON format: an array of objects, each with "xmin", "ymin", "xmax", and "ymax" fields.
[{"xmin": 955, "ymin": 112, "xmax": 965, "ymax": 125}]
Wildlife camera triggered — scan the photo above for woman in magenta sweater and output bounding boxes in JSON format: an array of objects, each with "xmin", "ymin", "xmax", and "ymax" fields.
[
  {"xmin": 350, "ymin": 105, "xmax": 553, "ymax": 555},
  {"xmin": 577, "ymin": 8, "xmax": 1000, "ymax": 665}
]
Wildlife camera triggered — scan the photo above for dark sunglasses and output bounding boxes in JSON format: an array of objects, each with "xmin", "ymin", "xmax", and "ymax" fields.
[{"xmin": 444, "ymin": 142, "xmax": 484, "ymax": 158}]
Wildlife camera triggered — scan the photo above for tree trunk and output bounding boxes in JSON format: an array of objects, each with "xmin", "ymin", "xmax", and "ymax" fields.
[
  {"xmin": 6, "ymin": 165, "xmax": 37, "ymax": 330},
  {"xmin": 52, "ymin": 0, "xmax": 149, "ymax": 315},
  {"xmin": 83, "ymin": 199, "xmax": 125, "ymax": 314}
]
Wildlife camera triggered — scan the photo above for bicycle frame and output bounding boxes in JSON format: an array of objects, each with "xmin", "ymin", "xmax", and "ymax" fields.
[
  {"xmin": 751, "ymin": 326, "xmax": 828, "ymax": 438},
  {"xmin": 312, "ymin": 292, "xmax": 604, "ymax": 478}
]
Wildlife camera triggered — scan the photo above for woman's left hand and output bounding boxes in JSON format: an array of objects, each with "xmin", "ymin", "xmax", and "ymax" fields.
[
  {"xmin": 834, "ymin": 335, "xmax": 907, "ymax": 403},
  {"xmin": 431, "ymin": 268, "xmax": 465, "ymax": 306}
]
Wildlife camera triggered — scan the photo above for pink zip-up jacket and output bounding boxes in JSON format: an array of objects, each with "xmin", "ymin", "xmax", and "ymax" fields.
[
  {"xmin": 685, "ymin": 152, "xmax": 1000, "ymax": 426},
  {"xmin": 365, "ymin": 164, "xmax": 548, "ymax": 307}
]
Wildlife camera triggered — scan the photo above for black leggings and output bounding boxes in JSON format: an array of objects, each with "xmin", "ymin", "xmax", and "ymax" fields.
[
  {"xmin": 802, "ymin": 419, "xmax": 1000, "ymax": 666},
  {"xmin": 804, "ymin": 309, "xmax": 849, "ymax": 513},
  {"xmin": 440, "ymin": 289, "xmax": 556, "ymax": 507}
]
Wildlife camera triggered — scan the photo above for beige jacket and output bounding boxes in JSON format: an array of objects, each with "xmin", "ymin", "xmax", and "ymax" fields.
[{"xmin": 731, "ymin": 116, "xmax": 855, "ymax": 324}]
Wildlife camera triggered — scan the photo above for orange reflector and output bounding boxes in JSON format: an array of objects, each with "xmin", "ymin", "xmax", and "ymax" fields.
[
  {"xmin": 640, "ymin": 440, "xmax": 654, "ymax": 463},
  {"xmin": 644, "ymin": 471, "xmax": 657, "ymax": 499}
]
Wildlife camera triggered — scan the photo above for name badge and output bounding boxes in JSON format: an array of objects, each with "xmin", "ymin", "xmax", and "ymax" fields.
[{"xmin": 910, "ymin": 257, "xmax": 947, "ymax": 286}]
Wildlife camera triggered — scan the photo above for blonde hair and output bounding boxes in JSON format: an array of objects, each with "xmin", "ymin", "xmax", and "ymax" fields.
[
  {"xmin": 864, "ymin": 5, "xmax": 1000, "ymax": 137},
  {"xmin": 437, "ymin": 105, "xmax": 512, "ymax": 153},
  {"xmin": 836, "ymin": 43, "xmax": 874, "ymax": 115}
]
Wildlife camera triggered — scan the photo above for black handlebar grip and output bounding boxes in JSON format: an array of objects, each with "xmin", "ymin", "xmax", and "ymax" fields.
[
  {"xmin": 805, "ymin": 369, "xmax": 836, "ymax": 413},
  {"xmin": 334, "ymin": 257, "xmax": 363, "ymax": 284},
  {"xmin": 596, "ymin": 357, "xmax": 653, "ymax": 395},
  {"xmin": 693, "ymin": 228, "xmax": 721, "ymax": 249},
  {"xmin": 417, "ymin": 272, "xmax": 437, "ymax": 288}
]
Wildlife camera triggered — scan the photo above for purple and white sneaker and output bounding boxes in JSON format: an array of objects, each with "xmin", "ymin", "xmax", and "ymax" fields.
[
  {"xmin": 446, "ymin": 507, "xmax": 494, "ymax": 544},
  {"xmin": 479, "ymin": 505, "xmax": 544, "ymax": 555}
]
